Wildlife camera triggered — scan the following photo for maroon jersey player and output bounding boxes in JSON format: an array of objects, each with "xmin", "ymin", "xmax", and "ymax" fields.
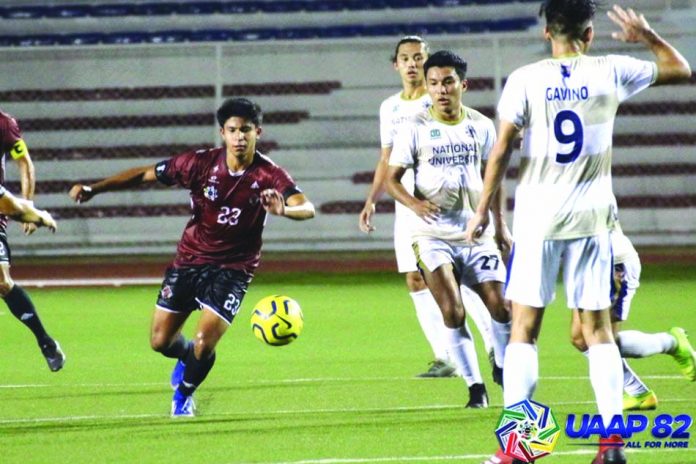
[
  {"xmin": 69, "ymin": 98, "xmax": 315, "ymax": 417},
  {"xmin": 0, "ymin": 109, "xmax": 64, "ymax": 372}
]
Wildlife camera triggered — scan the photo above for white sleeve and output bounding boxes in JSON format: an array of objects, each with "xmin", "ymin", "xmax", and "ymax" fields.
[
  {"xmin": 481, "ymin": 118, "xmax": 497, "ymax": 161},
  {"xmin": 389, "ymin": 125, "xmax": 416, "ymax": 168},
  {"xmin": 379, "ymin": 100, "xmax": 394, "ymax": 148},
  {"xmin": 497, "ymin": 69, "xmax": 528, "ymax": 128},
  {"xmin": 610, "ymin": 54, "xmax": 658, "ymax": 102}
]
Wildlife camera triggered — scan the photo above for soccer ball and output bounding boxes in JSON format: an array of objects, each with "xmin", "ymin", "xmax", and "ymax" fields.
[{"xmin": 250, "ymin": 295, "xmax": 304, "ymax": 346}]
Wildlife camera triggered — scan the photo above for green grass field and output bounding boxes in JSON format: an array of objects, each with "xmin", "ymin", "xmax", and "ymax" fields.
[{"xmin": 1, "ymin": 263, "xmax": 695, "ymax": 464}]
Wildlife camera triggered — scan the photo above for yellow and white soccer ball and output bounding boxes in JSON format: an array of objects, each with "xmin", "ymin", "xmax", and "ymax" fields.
[{"xmin": 250, "ymin": 295, "xmax": 304, "ymax": 346}]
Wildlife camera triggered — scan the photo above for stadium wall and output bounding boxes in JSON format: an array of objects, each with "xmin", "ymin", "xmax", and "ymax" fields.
[{"xmin": 0, "ymin": 28, "xmax": 695, "ymax": 257}]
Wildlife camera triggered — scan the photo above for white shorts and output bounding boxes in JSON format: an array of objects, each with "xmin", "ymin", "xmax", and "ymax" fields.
[
  {"xmin": 612, "ymin": 255, "xmax": 641, "ymax": 321},
  {"xmin": 505, "ymin": 233, "xmax": 613, "ymax": 310},
  {"xmin": 394, "ymin": 202, "xmax": 419, "ymax": 273},
  {"xmin": 412, "ymin": 237, "xmax": 506, "ymax": 287}
]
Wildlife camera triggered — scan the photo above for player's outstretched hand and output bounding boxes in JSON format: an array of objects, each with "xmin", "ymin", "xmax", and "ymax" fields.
[
  {"xmin": 22, "ymin": 222, "xmax": 38, "ymax": 236},
  {"xmin": 608, "ymin": 5, "xmax": 652, "ymax": 44},
  {"xmin": 36, "ymin": 209, "xmax": 57, "ymax": 233},
  {"xmin": 260, "ymin": 189, "xmax": 285, "ymax": 216},
  {"xmin": 69, "ymin": 184, "xmax": 95, "ymax": 204},
  {"xmin": 465, "ymin": 211, "xmax": 489, "ymax": 244},
  {"xmin": 359, "ymin": 202, "xmax": 376, "ymax": 233}
]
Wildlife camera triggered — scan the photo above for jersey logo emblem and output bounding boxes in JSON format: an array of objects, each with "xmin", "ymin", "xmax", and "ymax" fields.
[
  {"xmin": 430, "ymin": 129, "xmax": 441, "ymax": 139},
  {"xmin": 467, "ymin": 126, "xmax": 477, "ymax": 139},
  {"xmin": 561, "ymin": 64, "xmax": 571, "ymax": 79},
  {"xmin": 251, "ymin": 181, "xmax": 260, "ymax": 189},
  {"xmin": 203, "ymin": 185, "xmax": 219, "ymax": 201},
  {"xmin": 208, "ymin": 175, "xmax": 218, "ymax": 184},
  {"xmin": 160, "ymin": 285, "xmax": 173, "ymax": 300}
]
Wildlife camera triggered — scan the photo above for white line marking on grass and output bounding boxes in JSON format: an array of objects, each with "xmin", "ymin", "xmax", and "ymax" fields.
[
  {"xmin": 241, "ymin": 447, "xmax": 696, "ymax": 464},
  {"xmin": 17, "ymin": 277, "xmax": 161, "ymax": 288}
]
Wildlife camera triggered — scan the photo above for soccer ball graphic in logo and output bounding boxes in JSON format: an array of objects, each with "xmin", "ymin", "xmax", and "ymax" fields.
[
  {"xmin": 250, "ymin": 295, "xmax": 303, "ymax": 346},
  {"xmin": 495, "ymin": 399, "xmax": 560, "ymax": 462}
]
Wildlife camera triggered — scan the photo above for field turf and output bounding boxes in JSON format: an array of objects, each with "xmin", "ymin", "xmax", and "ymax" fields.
[{"xmin": 1, "ymin": 263, "xmax": 695, "ymax": 464}]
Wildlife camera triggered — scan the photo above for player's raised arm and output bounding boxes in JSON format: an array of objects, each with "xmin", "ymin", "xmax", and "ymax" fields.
[
  {"xmin": 0, "ymin": 188, "xmax": 56, "ymax": 232},
  {"xmin": 465, "ymin": 120, "xmax": 519, "ymax": 242},
  {"xmin": 608, "ymin": 5, "xmax": 691, "ymax": 85},
  {"xmin": 69, "ymin": 164, "xmax": 158, "ymax": 204}
]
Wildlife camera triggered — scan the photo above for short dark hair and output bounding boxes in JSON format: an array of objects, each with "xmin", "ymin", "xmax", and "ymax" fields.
[
  {"xmin": 391, "ymin": 35, "xmax": 429, "ymax": 63},
  {"xmin": 539, "ymin": 0, "xmax": 598, "ymax": 38},
  {"xmin": 216, "ymin": 98, "xmax": 262, "ymax": 127},
  {"xmin": 423, "ymin": 50, "xmax": 468, "ymax": 80}
]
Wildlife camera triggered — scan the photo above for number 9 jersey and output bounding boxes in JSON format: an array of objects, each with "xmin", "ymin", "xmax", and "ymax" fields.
[{"xmin": 497, "ymin": 54, "xmax": 656, "ymax": 241}]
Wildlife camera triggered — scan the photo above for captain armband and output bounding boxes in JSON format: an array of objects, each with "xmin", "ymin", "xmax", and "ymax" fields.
[{"xmin": 9, "ymin": 139, "xmax": 28, "ymax": 159}]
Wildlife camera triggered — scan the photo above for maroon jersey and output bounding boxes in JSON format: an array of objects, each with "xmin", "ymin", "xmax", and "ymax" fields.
[
  {"xmin": 155, "ymin": 147, "xmax": 301, "ymax": 274},
  {"xmin": 0, "ymin": 111, "xmax": 23, "ymax": 231}
]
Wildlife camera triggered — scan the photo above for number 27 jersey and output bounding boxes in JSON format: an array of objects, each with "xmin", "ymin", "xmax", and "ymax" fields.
[{"xmin": 498, "ymin": 54, "xmax": 656, "ymax": 240}]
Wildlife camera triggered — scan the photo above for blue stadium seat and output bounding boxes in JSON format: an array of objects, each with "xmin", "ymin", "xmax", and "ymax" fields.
[
  {"xmin": 134, "ymin": 2, "xmax": 180, "ymax": 16},
  {"xmin": 487, "ymin": 17, "xmax": 537, "ymax": 31},
  {"xmin": 220, "ymin": 2, "xmax": 262, "ymax": 14},
  {"xmin": 147, "ymin": 30, "xmax": 191, "ymax": 43},
  {"xmin": 59, "ymin": 33, "xmax": 106, "ymax": 46},
  {"xmin": 46, "ymin": 5, "xmax": 92, "ymax": 18},
  {"xmin": 258, "ymin": 1, "xmax": 306, "ymax": 13},
  {"xmin": 344, "ymin": 0, "xmax": 388, "ymax": 9},
  {"xmin": 360, "ymin": 23, "xmax": 406, "ymax": 37},
  {"xmin": 16, "ymin": 34, "xmax": 62, "ymax": 47},
  {"xmin": 384, "ymin": 0, "xmax": 429, "ymax": 8},
  {"xmin": 274, "ymin": 27, "xmax": 321, "ymax": 40},
  {"xmin": 0, "ymin": 35, "xmax": 16, "ymax": 47},
  {"xmin": 304, "ymin": 1, "xmax": 348, "ymax": 12},
  {"xmin": 91, "ymin": 4, "xmax": 137, "ymax": 17},
  {"xmin": 189, "ymin": 29, "xmax": 232, "ymax": 42},
  {"xmin": 178, "ymin": 2, "xmax": 223, "ymax": 15},
  {"xmin": 102, "ymin": 32, "xmax": 149, "ymax": 44},
  {"xmin": 3, "ymin": 6, "xmax": 48, "ymax": 19},
  {"xmin": 232, "ymin": 28, "xmax": 277, "ymax": 41},
  {"xmin": 442, "ymin": 20, "xmax": 490, "ymax": 34}
]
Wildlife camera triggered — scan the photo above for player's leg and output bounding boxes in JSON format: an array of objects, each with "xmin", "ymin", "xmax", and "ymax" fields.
[
  {"xmin": 414, "ymin": 238, "xmax": 487, "ymax": 407},
  {"xmin": 460, "ymin": 283, "xmax": 495, "ymax": 359},
  {"xmin": 0, "ymin": 238, "xmax": 64, "ymax": 371},
  {"xmin": 405, "ymin": 270, "xmax": 455, "ymax": 377},
  {"xmin": 395, "ymin": 215, "xmax": 454, "ymax": 377},
  {"xmin": 565, "ymin": 234, "xmax": 625, "ymax": 464},
  {"xmin": 472, "ymin": 278, "xmax": 509, "ymax": 387}
]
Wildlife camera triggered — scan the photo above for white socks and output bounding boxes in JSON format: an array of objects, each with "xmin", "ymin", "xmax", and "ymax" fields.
[
  {"xmin": 583, "ymin": 350, "xmax": 650, "ymax": 396},
  {"xmin": 410, "ymin": 289, "xmax": 449, "ymax": 361},
  {"xmin": 588, "ymin": 343, "xmax": 623, "ymax": 428},
  {"xmin": 617, "ymin": 330, "xmax": 676, "ymax": 358},
  {"xmin": 490, "ymin": 320, "xmax": 511, "ymax": 369},
  {"xmin": 459, "ymin": 285, "xmax": 494, "ymax": 354},
  {"xmin": 444, "ymin": 324, "xmax": 483, "ymax": 386},
  {"xmin": 503, "ymin": 343, "xmax": 538, "ymax": 406}
]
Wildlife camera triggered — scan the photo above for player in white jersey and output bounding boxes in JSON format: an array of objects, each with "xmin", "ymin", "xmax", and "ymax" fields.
[
  {"xmin": 359, "ymin": 36, "xmax": 496, "ymax": 379},
  {"xmin": 466, "ymin": 2, "xmax": 691, "ymax": 464},
  {"xmin": 387, "ymin": 50, "xmax": 512, "ymax": 408},
  {"xmin": 570, "ymin": 223, "xmax": 696, "ymax": 411}
]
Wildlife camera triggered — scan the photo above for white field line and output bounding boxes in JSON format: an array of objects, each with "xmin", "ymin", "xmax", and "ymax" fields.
[
  {"xmin": 16, "ymin": 277, "xmax": 161, "ymax": 288},
  {"xmin": 241, "ymin": 448, "xmax": 696, "ymax": 464},
  {"xmin": 0, "ymin": 396, "xmax": 694, "ymax": 425}
]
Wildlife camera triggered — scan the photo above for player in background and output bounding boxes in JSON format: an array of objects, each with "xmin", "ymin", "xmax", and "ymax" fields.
[
  {"xmin": 570, "ymin": 224, "xmax": 696, "ymax": 410},
  {"xmin": 359, "ymin": 36, "xmax": 498, "ymax": 379},
  {"xmin": 0, "ymin": 109, "xmax": 65, "ymax": 372},
  {"xmin": 466, "ymin": 2, "xmax": 691, "ymax": 463},
  {"xmin": 386, "ymin": 50, "xmax": 512, "ymax": 408},
  {"xmin": 69, "ymin": 98, "xmax": 315, "ymax": 417}
]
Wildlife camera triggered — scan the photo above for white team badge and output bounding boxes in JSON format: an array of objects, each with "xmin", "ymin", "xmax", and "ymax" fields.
[
  {"xmin": 208, "ymin": 175, "xmax": 219, "ymax": 184},
  {"xmin": 251, "ymin": 181, "xmax": 260, "ymax": 189},
  {"xmin": 203, "ymin": 185, "xmax": 218, "ymax": 201}
]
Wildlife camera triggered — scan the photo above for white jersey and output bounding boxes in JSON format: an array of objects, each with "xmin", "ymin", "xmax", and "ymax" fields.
[
  {"xmin": 390, "ymin": 106, "xmax": 497, "ymax": 244},
  {"xmin": 498, "ymin": 54, "xmax": 657, "ymax": 241},
  {"xmin": 612, "ymin": 221, "xmax": 639, "ymax": 265}
]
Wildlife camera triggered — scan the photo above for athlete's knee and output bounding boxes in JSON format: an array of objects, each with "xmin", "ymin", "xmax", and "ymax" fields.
[
  {"xmin": 405, "ymin": 271, "xmax": 426, "ymax": 292},
  {"xmin": 0, "ymin": 277, "xmax": 14, "ymax": 297},
  {"xmin": 439, "ymin": 299, "xmax": 464, "ymax": 328},
  {"xmin": 570, "ymin": 332, "xmax": 588, "ymax": 352},
  {"xmin": 192, "ymin": 333, "xmax": 218, "ymax": 359}
]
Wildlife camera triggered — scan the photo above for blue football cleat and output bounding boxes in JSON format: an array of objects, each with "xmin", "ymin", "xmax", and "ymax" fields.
[
  {"xmin": 171, "ymin": 389, "xmax": 196, "ymax": 417},
  {"xmin": 170, "ymin": 360, "xmax": 185, "ymax": 390}
]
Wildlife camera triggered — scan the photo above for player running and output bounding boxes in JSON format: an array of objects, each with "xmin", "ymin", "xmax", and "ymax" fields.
[
  {"xmin": 0, "ymin": 108, "xmax": 64, "ymax": 372},
  {"xmin": 69, "ymin": 98, "xmax": 315, "ymax": 417},
  {"xmin": 467, "ymin": 2, "xmax": 691, "ymax": 463}
]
